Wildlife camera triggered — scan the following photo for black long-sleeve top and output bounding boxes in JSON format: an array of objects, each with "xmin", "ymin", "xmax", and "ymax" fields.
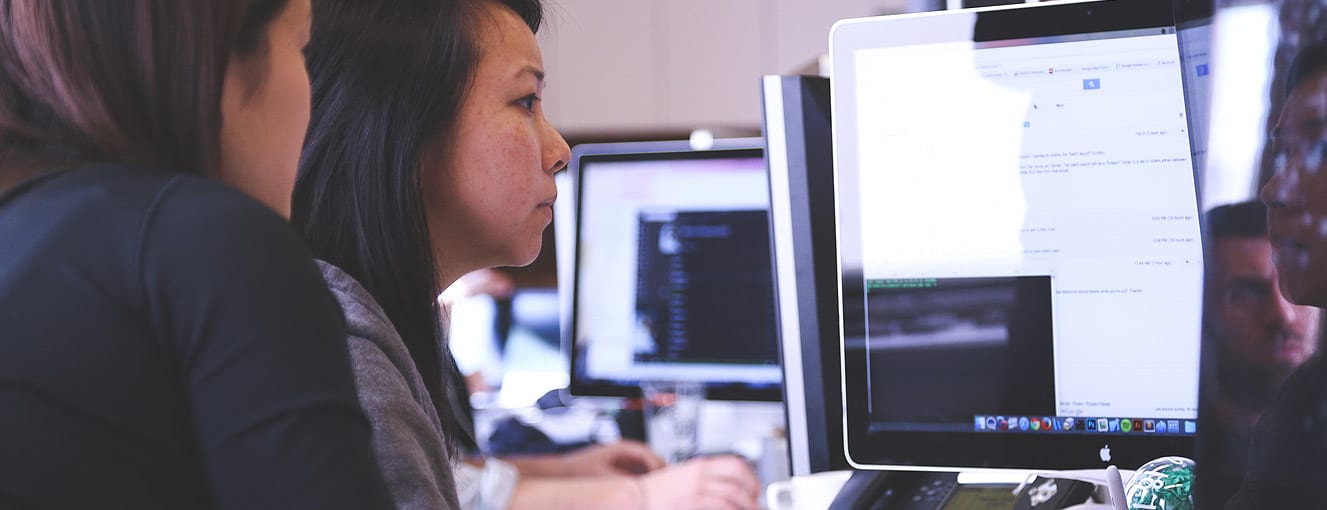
[{"xmin": 0, "ymin": 165, "xmax": 394, "ymax": 509}]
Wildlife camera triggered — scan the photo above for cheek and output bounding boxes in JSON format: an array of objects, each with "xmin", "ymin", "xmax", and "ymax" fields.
[
  {"xmin": 476, "ymin": 121, "xmax": 542, "ymax": 197},
  {"xmin": 1220, "ymin": 309, "xmax": 1256, "ymax": 335},
  {"xmin": 251, "ymin": 47, "xmax": 311, "ymax": 213},
  {"xmin": 445, "ymin": 130, "xmax": 517, "ymax": 224},
  {"xmin": 272, "ymin": 48, "xmax": 312, "ymax": 162},
  {"xmin": 214, "ymin": 50, "xmax": 310, "ymax": 214}
]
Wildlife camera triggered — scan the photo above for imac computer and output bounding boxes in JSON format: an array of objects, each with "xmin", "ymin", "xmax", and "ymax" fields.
[
  {"xmin": 564, "ymin": 139, "xmax": 783, "ymax": 402},
  {"xmin": 831, "ymin": 0, "xmax": 1205, "ymax": 473},
  {"xmin": 761, "ymin": 75, "xmax": 852, "ymax": 476}
]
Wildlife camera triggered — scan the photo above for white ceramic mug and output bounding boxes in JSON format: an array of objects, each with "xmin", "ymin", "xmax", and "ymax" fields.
[{"xmin": 764, "ymin": 470, "xmax": 853, "ymax": 510}]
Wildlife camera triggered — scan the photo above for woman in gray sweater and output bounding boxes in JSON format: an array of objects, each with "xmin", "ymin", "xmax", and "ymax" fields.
[{"xmin": 289, "ymin": 0, "xmax": 761, "ymax": 508}]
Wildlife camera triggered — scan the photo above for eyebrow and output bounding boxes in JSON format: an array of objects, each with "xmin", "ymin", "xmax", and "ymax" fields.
[{"xmin": 517, "ymin": 65, "xmax": 545, "ymax": 84}]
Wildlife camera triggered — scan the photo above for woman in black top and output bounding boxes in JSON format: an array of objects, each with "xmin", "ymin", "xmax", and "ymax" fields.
[{"xmin": 0, "ymin": 1, "xmax": 392, "ymax": 508}]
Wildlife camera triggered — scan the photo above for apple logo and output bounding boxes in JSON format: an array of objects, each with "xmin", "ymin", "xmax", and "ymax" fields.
[{"xmin": 1099, "ymin": 444, "xmax": 1112, "ymax": 463}]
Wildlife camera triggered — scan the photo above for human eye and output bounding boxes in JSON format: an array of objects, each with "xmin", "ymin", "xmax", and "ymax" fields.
[
  {"xmin": 515, "ymin": 93, "xmax": 540, "ymax": 113},
  {"xmin": 1227, "ymin": 281, "xmax": 1270, "ymax": 307}
]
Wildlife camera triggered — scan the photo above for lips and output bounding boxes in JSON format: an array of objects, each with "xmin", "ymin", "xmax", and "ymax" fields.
[
  {"xmin": 1274, "ymin": 338, "xmax": 1306, "ymax": 363},
  {"xmin": 537, "ymin": 192, "xmax": 557, "ymax": 209},
  {"xmin": 536, "ymin": 197, "xmax": 556, "ymax": 222},
  {"xmin": 1267, "ymin": 209, "xmax": 1310, "ymax": 271}
]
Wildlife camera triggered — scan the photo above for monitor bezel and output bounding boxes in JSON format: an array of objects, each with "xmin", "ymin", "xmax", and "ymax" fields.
[
  {"xmin": 762, "ymin": 75, "xmax": 853, "ymax": 475},
  {"xmin": 831, "ymin": 0, "xmax": 1199, "ymax": 471},
  {"xmin": 565, "ymin": 138, "xmax": 782, "ymax": 402}
]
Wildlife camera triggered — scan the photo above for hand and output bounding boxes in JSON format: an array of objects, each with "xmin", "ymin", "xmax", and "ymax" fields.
[
  {"xmin": 637, "ymin": 455, "xmax": 759, "ymax": 510},
  {"xmin": 557, "ymin": 441, "xmax": 666, "ymax": 476}
]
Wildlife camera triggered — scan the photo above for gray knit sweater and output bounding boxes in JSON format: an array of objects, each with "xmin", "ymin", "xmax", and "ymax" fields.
[{"xmin": 317, "ymin": 261, "xmax": 461, "ymax": 510}]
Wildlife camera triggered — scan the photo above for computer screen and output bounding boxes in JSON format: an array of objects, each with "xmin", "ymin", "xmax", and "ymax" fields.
[
  {"xmin": 566, "ymin": 139, "xmax": 782, "ymax": 401},
  {"xmin": 762, "ymin": 75, "xmax": 851, "ymax": 475},
  {"xmin": 831, "ymin": 0, "xmax": 1203, "ymax": 470}
]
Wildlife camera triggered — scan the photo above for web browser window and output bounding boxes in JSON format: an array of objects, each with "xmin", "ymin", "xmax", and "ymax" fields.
[{"xmin": 851, "ymin": 28, "xmax": 1202, "ymax": 432}]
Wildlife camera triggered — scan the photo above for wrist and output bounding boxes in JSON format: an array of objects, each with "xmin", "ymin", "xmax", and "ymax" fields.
[
  {"xmin": 631, "ymin": 475, "xmax": 649, "ymax": 510},
  {"xmin": 506, "ymin": 455, "xmax": 559, "ymax": 477}
]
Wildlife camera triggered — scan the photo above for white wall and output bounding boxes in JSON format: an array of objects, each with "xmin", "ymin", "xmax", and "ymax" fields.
[{"xmin": 538, "ymin": 0, "xmax": 925, "ymax": 136}]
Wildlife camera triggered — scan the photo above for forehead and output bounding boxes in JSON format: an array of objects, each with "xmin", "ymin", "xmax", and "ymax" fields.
[
  {"xmin": 472, "ymin": 4, "xmax": 541, "ymax": 72},
  {"xmin": 1281, "ymin": 70, "xmax": 1327, "ymax": 131}
]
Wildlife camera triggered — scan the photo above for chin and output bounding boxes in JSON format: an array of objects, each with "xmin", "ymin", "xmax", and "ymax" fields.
[{"xmin": 504, "ymin": 244, "xmax": 543, "ymax": 268}]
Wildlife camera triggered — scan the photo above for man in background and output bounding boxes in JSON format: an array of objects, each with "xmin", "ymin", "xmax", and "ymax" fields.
[
  {"xmin": 1201, "ymin": 200, "xmax": 1320, "ymax": 508},
  {"xmin": 1205, "ymin": 200, "xmax": 1320, "ymax": 436}
]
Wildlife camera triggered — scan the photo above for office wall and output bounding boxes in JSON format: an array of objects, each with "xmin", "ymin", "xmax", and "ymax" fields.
[{"xmin": 537, "ymin": 0, "xmax": 926, "ymax": 136}]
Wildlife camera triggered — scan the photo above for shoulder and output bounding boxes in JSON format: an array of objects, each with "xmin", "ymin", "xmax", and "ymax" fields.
[
  {"xmin": 1, "ymin": 163, "xmax": 318, "ymax": 307},
  {"xmin": 316, "ymin": 261, "xmax": 399, "ymax": 343},
  {"xmin": 9, "ymin": 164, "xmax": 261, "ymax": 221},
  {"xmin": 126, "ymin": 165, "xmax": 328, "ymax": 300},
  {"xmin": 316, "ymin": 261, "xmax": 425, "ymax": 383},
  {"xmin": 1, "ymin": 165, "xmax": 207, "ymax": 236},
  {"xmin": 139, "ymin": 171, "xmax": 295, "ymax": 246},
  {"xmin": 13, "ymin": 163, "xmax": 302, "ymax": 258}
]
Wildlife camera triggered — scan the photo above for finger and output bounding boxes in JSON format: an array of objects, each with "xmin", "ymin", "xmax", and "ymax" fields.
[
  {"xmin": 700, "ymin": 498, "xmax": 742, "ymax": 510},
  {"xmin": 707, "ymin": 472, "xmax": 759, "ymax": 501},
  {"xmin": 699, "ymin": 458, "xmax": 759, "ymax": 498},
  {"xmin": 699, "ymin": 486, "xmax": 755, "ymax": 510}
]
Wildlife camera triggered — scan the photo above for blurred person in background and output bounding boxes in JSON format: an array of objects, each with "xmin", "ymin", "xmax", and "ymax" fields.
[{"xmin": 1200, "ymin": 200, "xmax": 1319, "ymax": 506}]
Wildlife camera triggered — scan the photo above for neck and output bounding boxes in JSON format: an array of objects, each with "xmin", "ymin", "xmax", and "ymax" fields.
[
  {"xmin": 435, "ymin": 260, "xmax": 478, "ymax": 297},
  {"xmin": 430, "ymin": 235, "xmax": 487, "ymax": 295}
]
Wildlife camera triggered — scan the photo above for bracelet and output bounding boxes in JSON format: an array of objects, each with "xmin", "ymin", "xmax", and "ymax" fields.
[{"xmin": 633, "ymin": 476, "xmax": 648, "ymax": 510}]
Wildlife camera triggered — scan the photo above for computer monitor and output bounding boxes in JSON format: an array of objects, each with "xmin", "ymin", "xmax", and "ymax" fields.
[
  {"xmin": 831, "ymin": 0, "xmax": 1204, "ymax": 470},
  {"xmin": 761, "ymin": 75, "xmax": 852, "ymax": 475},
  {"xmin": 565, "ymin": 139, "xmax": 782, "ymax": 401}
]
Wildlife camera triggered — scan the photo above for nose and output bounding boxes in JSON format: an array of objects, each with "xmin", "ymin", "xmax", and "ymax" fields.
[
  {"xmin": 1263, "ymin": 276, "xmax": 1295, "ymax": 324},
  {"xmin": 1266, "ymin": 288, "xmax": 1299, "ymax": 328},
  {"xmin": 541, "ymin": 116, "xmax": 570, "ymax": 176},
  {"xmin": 1261, "ymin": 154, "xmax": 1304, "ymax": 215}
]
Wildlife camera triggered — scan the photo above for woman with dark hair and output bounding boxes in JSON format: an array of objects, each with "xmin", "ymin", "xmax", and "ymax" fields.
[
  {"xmin": 293, "ymin": 0, "xmax": 760, "ymax": 508},
  {"xmin": 0, "ymin": 1, "xmax": 392, "ymax": 508},
  {"xmin": 1219, "ymin": 39, "xmax": 1327, "ymax": 508}
]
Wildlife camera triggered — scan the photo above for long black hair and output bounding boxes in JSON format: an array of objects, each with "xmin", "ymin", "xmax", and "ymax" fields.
[{"xmin": 292, "ymin": 0, "xmax": 543, "ymax": 447}]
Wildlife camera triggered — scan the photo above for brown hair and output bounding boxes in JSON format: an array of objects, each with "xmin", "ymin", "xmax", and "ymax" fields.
[{"xmin": 0, "ymin": 0, "xmax": 290, "ymax": 187}]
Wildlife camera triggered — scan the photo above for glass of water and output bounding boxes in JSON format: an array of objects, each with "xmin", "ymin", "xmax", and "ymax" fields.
[{"xmin": 641, "ymin": 380, "xmax": 704, "ymax": 463}]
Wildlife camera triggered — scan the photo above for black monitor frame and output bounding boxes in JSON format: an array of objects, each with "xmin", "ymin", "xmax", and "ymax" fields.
[
  {"xmin": 564, "ymin": 139, "xmax": 782, "ymax": 402},
  {"xmin": 762, "ymin": 75, "xmax": 852, "ymax": 475}
]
